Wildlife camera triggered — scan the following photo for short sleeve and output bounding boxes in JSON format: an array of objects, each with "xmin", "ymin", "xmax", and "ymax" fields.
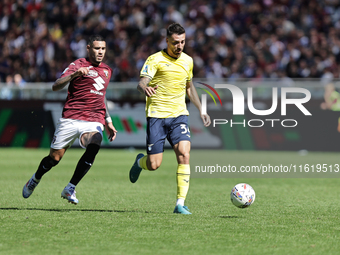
[
  {"xmin": 60, "ymin": 60, "xmax": 81, "ymax": 78},
  {"xmin": 140, "ymin": 56, "xmax": 158, "ymax": 79},
  {"xmin": 187, "ymin": 58, "xmax": 193, "ymax": 81}
]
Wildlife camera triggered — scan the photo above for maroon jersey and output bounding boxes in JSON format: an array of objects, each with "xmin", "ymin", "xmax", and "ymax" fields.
[{"xmin": 60, "ymin": 58, "xmax": 112, "ymax": 125}]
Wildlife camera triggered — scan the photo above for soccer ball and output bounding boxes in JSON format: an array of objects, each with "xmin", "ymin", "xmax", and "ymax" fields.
[{"xmin": 230, "ymin": 183, "xmax": 255, "ymax": 208}]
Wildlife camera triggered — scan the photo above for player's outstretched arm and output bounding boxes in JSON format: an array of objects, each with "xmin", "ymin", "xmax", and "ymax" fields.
[
  {"xmin": 186, "ymin": 80, "xmax": 211, "ymax": 127},
  {"xmin": 52, "ymin": 67, "xmax": 89, "ymax": 91},
  {"xmin": 137, "ymin": 77, "xmax": 158, "ymax": 97}
]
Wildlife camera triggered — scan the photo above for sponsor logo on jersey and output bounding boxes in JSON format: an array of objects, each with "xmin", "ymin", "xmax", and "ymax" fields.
[
  {"xmin": 90, "ymin": 76, "xmax": 105, "ymax": 95},
  {"xmin": 93, "ymin": 76, "xmax": 105, "ymax": 90},
  {"xmin": 90, "ymin": 89, "xmax": 104, "ymax": 96}
]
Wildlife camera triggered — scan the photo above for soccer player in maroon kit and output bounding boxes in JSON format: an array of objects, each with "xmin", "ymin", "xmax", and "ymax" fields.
[{"xmin": 22, "ymin": 35, "xmax": 117, "ymax": 204}]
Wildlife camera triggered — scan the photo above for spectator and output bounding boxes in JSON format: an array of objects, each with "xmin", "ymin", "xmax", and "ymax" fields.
[
  {"xmin": 0, "ymin": 7, "xmax": 10, "ymax": 33},
  {"xmin": 163, "ymin": 5, "xmax": 184, "ymax": 24},
  {"xmin": 0, "ymin": 0, "xmax": 340, "ymax": 83},
  {"xmin": 13, "ymin": 73, "xmax": 25, "ymax": 87},
  {"xmin": 70, "ymin": 34, "xmax": 87, "ymax": 58},
  {"xmin": 0, "ymin": 75, "xmax": 13, "ymax": 99}
]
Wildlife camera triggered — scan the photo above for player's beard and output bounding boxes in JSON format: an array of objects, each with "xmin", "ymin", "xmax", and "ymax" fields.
[
  {"xmin": 172, "ymin": 48, "xmax": 182, "ymax": 58},
  {"xmin": 96, "ymin": 55, "xmax": 103, "ymax": 63},
  {"xmin": 90, "ymin": 55, "xmax": 103, "ymax": 65}
]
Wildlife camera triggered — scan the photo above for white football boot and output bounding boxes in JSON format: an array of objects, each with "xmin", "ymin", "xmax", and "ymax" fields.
[
  {"xmin": 22, "ymin": 175, "xmax": 40, "ymax": 198},
  {"xmin": 61, "ymin": 186, "xmax": 79, "ymax": 204}
]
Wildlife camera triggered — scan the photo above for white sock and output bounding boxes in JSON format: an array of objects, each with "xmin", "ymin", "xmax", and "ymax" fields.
[{"xmin": 176, "ymin": 198, "xmax": 185, "ymax": 206}]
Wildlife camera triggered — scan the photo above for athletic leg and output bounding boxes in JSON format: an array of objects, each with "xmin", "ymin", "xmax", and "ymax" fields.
[
  {"xmin": 35, "ymin": 148, "xmax": 65, "ymax": 179},
  {"xmin": 61, "ymin": 132, "xmax": 101, "ymax": 204},
  {"xmin": 69, "ymin": 131, "xmax": 101, "ymax": 186},
  {"xmin": 129, "ymin": 118, "xmax": 166, "ymax": 183},
  {"xmin": 61, "ymin": 120, "xmax": 104, "ymax": 204},
  {"xmin": 167, "ymin": 116, "xmax": 191, "ymax": 214},
  {"xmin": 22, "ymin": 148, "xmax": 65, "ymax": 199},
  {"xmin": 139, "ymin": 153, "xmax": 163, "ymax": 171},
  {"xmin": 129, "ymin": 153, "xmax": 163, "ymax": 183},
  {"xmin": 173, "ymin": 141, "xmax": 191, "ymax": 214}
]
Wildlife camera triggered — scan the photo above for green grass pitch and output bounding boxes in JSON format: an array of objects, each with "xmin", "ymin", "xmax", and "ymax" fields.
[{"xmin": 0, "ymin": 148, "xmax": 340, "ymax": 255}]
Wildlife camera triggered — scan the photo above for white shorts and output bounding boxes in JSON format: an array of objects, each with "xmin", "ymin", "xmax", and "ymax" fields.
[{"xmin": 51, "ymin": 118, "xmax": 104, "ymax": 149}]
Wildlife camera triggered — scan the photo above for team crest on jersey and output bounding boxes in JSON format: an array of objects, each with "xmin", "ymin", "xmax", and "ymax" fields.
[
  {"xmin": 87, "ymin": 70, "xmax": 98, "ymax": 77},
  {"xmin": 104, "ymin": 70, "xmax": 109, "ymax": 78}
]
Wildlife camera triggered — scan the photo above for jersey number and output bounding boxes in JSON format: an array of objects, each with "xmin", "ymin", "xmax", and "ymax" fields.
[
  {"xmin": 180, "ymin": 124, "xmax": 190, "ymax": 134},
  {"xmin": 93, "ymin": 77, "xmax": 105, "ymax": 90}
]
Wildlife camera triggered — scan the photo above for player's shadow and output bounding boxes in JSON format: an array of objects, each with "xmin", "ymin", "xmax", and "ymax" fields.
[
  {"xmin": 0, "ymin": 207, "xmax": 238, "ymax": 216},
  {"xmin": 0, "ymin": 207, "xmax": 154, "ymax": 213}
]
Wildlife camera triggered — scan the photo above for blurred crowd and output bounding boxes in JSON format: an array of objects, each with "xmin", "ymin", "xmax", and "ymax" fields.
[{"xmin": 1, "ymin": 0, "xmax": 340, "ymax": 86}]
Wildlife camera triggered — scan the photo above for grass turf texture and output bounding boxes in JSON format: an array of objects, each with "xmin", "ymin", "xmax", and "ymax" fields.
[{"xmin": 0, "ymin": 148, "xmax": 340, "ymax": 255}]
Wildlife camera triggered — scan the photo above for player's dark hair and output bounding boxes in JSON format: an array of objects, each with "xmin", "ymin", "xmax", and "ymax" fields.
[
  {"xmin": 167, "ymin": 23, "xmax": 185, "ymax": 37},
  {"xmin": 87, "ymin": 35, "xmax": 105, "ymax": 46}
]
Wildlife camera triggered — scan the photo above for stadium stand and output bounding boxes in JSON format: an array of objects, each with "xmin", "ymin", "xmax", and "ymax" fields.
[{"xmin": 0, "ymin": 0, "xmax": 339, "ymax": 84}]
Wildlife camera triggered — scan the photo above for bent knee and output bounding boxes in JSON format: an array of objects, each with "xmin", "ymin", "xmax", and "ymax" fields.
[
  {"xmin": 49, "ymin": 148, "xmax": 66, "ymax": 161},
  {"xmin": 81, "ymin": 132, "xmax": 102, "ymax": 147},
  {"xmin": 178, "ymin": 152, "xmax": 190, "ymax": 160},
  {"xmin": 148, "ymin": 161, "xmax": 161, "ymax": 171},
  {"xmin": 90, "ymin": 132, "xmax": 102, "ymax": 144},
  {"xmin": 177, "ymin": 152, "xmax": 190, "ymax": 164},
  {"xmin": 181, "ymin": 152, "xmax": 190, "ymax": 159}
]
